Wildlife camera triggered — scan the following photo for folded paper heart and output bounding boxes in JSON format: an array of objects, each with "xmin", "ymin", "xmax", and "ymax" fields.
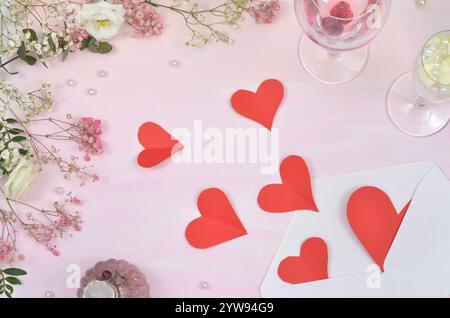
[
  {"xmin": 185, "ymin": 188, "xmax": 247, "ymax": 249},
  {"xmin": 278, "ymin": 237, "xmax": 329, "ymax": 284},
  {"xmin": 258, "ymin": 155, "xmax": 318, "ymax": 213},
  {"xmin": 347, "ymin": 186, "xmax": 411, "ymax": 272},
  {"xmin": 137, "ymin": 122, "xmax": 183, "ymax": 168},
  {"xmin": 231, "ymin": 79, "xmax": 284, "ymax": 131}
]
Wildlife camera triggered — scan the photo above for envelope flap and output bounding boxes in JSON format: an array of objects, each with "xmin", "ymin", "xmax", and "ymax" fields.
[{"xmin": 385, "ymin": 164, "xmax": 450, "ymax": 292}]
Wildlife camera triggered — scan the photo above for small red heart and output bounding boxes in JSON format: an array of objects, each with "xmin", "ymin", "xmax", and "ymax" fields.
[
  {"xmin": 137, "ymin": 122, "xmax": 183, "ymax": 168},
  {"xmin": 347, "ymin": 187, "xmax": 411, "ymax": 272},
  {"xmin": 258, "ymin": 156, "xmax": 318, "ymax": 213},
  {"xmin": 231, "ymin": 79, "xmax": 284, "ymax": 130},
  {"xmin": 185, "ymin": 188, "xmax": 247, "ymax": 249},
  {"xmin": 278, "ymin": 237, "xmax": 329, "ymax": 284}
]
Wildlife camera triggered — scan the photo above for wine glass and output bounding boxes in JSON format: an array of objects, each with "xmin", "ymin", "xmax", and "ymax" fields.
[
  {"xmin": 295, "ymin": 0, "xmax": 391, "ymax": 84},
  {"xmin": 386, "ymin": 31, "xmax": 450, "ymax": 137}
]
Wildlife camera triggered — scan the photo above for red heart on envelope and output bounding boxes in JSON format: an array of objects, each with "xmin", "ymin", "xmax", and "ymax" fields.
[
  {"xmin": 137, "ymin": 122, "xmax": 183, "ymax": 168},
  {"xmin": 185, "ymin": 188, "xmax": 247, "ymax": 249},
  {"xmin": 347, "ymin": 186, "xmax": 411, "ymax": 272},
  {"xmin": 231, "ymin": 79, "xmax": 284, "ymax": 130},
  {"xmin": 278, "ymin": 237, "xmax": 329, "ymax": 284},
  {"xmin": 258, "ymin": 156, "xmax": 318, "ymax": 213}
]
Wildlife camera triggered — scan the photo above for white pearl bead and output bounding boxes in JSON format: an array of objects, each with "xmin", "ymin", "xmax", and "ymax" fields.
[
  {"xmin": 54, "ymin": 187, "xmax": 64, "ymax": 194},
  {"xmin": 199, "ymin": 281, "xmax": 210, "ymax": 289},
  {"xmin": 87, "ymin": 88, "xmax": 97, "ymax": 96},
  {"xmin": 169, "ymin": 59, "xmax": 181, "ymax": 68},
  {"xmin": 99, "ymin": 70, "xmax": 109, "ymax": 78},
  {"xmin": 416, "ymin": 0, "xmax": 426, "ymax": 8},
  {"xmin": 67, "ymin": 79, "xmax": 77, "ymax": 87},
  {"xmin": 44, "ymin": 291, "xmax": 55, "ymax": 298}
]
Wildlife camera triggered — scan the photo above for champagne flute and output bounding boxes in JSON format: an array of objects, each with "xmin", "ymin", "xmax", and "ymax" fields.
[
  {"xmin": 295, "ymin": 0, "xmax": 391, "ymax": 84},
  {"xmin": 386, "ymin": 31, "xmax": 450, "ymax": 137}
]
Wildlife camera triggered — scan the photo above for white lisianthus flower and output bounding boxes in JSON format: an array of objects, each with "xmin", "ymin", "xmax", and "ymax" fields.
[
  {"xmin": 78, "ymin": 1, "xmax": 125, "ymax": 41},
  {"xmin": 5, "ymin": 159, "xmax": 39, "ymax": 200}
]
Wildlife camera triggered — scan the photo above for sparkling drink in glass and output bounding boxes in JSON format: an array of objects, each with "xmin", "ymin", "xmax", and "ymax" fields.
[{"xmin": 386, "ymin": 30, "xmax": 450, "ymax": 136}]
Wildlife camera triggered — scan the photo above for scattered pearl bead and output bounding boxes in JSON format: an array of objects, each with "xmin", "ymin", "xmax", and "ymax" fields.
[
  {"xmin": 87, "ymin": 88, "xmax": 97, "ymax": 96},
  {"xmin": 98, "ymin": 70, "xmax": 109, "ymax": 78},
  {"xmin": 416, "ymin": 0, "xmax": 427, "ymax": 9},
  {"xmin": 44, "ymin": 291, "xmax": 55, "ymax": 298},
  {"xmin": 199, "ymin": 281, "xmax": 210, "ymax": 290},
  {"xmin": 169, "ymin": 59, "xmax": 181, "ymax": 68},
  {"xmin": 416, "ymin": 0, "xmax": 426, "ymax": 8},
  {"xmin": 54, "ymin": 187, "xmax": 65, "ymax": 194},
  {"xmin": 66, "ymin": 79, "xmax": 77, "ymax": 87}
]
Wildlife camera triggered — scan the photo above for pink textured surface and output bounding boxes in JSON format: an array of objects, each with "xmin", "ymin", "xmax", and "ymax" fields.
[{"xmin": 9, "ymin": 0, "xmax": 450, "ymax": 297}]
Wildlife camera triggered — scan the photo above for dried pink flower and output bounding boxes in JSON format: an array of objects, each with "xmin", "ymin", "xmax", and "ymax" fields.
[
  {"xmin": 248, "ymin": 0, "xmax": 281, "ymax": 24},
  {"xmin": 78, "ymin": 117, "xmax": 104, "ymax": 160},
  {"xmin": 123, "ymin": 1, "xmax": 163, "ymax": 38}
]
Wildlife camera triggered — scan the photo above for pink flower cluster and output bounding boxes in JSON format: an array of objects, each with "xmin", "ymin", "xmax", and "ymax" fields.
[
  {"xmin": 123, "ymin": 0, "xmax": 163, "ymax": 38},
  {"xmin": 0, "ymin": 240, "xmax": 15, "ymax": 264},
  {"xmin": 65, "ymin": 4, "xmax": 90, "ymax": 52},
  {"xmin": 78, "ymin": 117, "xmax": 104, "ymax": 161},
  {"xmin": 248, "ymin": 0, "xmax": 281, "ymax": 24}
]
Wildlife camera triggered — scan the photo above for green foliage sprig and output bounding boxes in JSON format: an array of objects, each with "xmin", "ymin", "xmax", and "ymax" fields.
[{"xmin": 0, "ymin": 267, "xmax": 27, "ymax": 298}]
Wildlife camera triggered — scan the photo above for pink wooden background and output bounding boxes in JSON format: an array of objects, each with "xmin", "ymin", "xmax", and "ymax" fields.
[{"xmin": 9, "ymin": 0, "xmax": 450, "ymax": 297}]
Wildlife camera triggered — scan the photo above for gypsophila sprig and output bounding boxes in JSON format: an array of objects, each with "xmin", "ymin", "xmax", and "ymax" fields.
[
  {"xmin": 146, "ymin": 0, "xmax": 250, "ymax": 46},
  {"xmin": 0, "ymin": 0, "xmax": 281, "ymax": 71},
  {"xmin": 143, "ymin": 0, "xmax": 280, "ymax": 46},
  {"xmin": 0, "ymin": 81, "xmax": 103, "ymax": 264}
]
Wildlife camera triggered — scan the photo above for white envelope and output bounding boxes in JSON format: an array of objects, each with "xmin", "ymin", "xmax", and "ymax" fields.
[{"xmin": 260, "ymin": 161, "xmax": 450, "ymax": 298}]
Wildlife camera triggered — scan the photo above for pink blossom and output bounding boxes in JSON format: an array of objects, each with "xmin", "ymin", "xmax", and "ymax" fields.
[
  {"xmin": 248, "ymin": 0, "xmax": 281, "ymax": 24},
  {"xmin": 123, "ymin": 2, "xmax": 163, "ymax": 38},
  {"xmin": 78, "ymin": 117, "xmax": 104, "ymax": 161}
]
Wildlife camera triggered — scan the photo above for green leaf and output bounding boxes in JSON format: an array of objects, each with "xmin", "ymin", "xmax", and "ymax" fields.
[
  {"xmin": 23, "ymin": 29, "xmax": 38, "ymax": 42},
  {"xmin": 10, "ymin": 136, "xmax": 27, "ymax": 143},
  {"xmin": 5, "ymin": 118, "xmax": 17, "ymax": 124},
  {"xmin": 5, "ymin": 290, "xmax": 12, "ymax": 298},
  {"xmin": 88, "ymin": 43, "xmax": 99, "ymax": 53},
  {"xmin": 80, "ymin": 36, "xmax": 94, "ymax": 51},
  {"xmin": 2, "ymin": 268, "xmax": 27, "ymax": 276},
  {"xmin": 5, "ymin": 284, "xmax": 13, "ymax": 294},
  {"xmin": 62, "ymin": 49, "xmax": 69, "ymax": 61},
  {"xmin": 17, "ymin": 42, "xmax": 26, "ymax": 58},
  {"xmin": 5, "ymin": 277, "xmax": 21, "ymax": 285},
  {"xmin": 97, "ymin": 42, "xmax": 113, "ymax": 54},
  {"xmin": 8, "ymin": 128, "xmax": 24, "ymax": 135},
  {"xmin": 18, "ymin": 149, "xmax": 28, "ymax": 156},
  {"xmin": 21, "ymin": 55, "xmax": 37, "ymax": 65}
]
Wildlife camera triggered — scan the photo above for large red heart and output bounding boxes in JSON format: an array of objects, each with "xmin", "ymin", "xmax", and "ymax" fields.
[
  {"xmin": 185, "ymin": 188, "xmax": 247, "ymax": 249},
  {"xmin": 137, "ymin": 122, "xmax": 183, "ymax": 168},
  {"xmin": 258, "ymin": 156, "xmax": 318, "ymax": 213},
  {"xmin": 231, "ymin": 79, "xmax": 284, "ymax": 131},
  {"xmin": 347, "ymin": 186, "xmax": 411, "ymax": 272},
  {"xmin": 278, "ymin": 237, "xmax": 329, "ymax": 284}
]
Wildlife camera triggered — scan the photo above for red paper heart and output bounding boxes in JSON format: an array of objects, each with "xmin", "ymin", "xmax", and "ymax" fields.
[
  {"xmin": 185, "ymin": 188, "xmax": 247, "ymax": 249},
  {"xmin": 258, "ymin": 156, "xmax": 318, "ymax": 213},
  {"xmin": 231, "ymin": 79, "xmax": 284, "ymax": 130},
  {"xmin": 347, "ymin": 186, "xmax": 411, "ymax": 272},
  {"xmin": 278, "ymin": 237, "xmax": 329, "ymax": 284},
  {"xmin": 137, "ymin": 122, "xmax": 183, "ymax": 168}
]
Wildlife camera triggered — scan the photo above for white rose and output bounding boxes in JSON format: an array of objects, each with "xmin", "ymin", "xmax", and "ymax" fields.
[
  {"xmin": 5, "ymin": 159, "xmax": 39, "ymax": 200},
  {"xmin": 78, "ymin": 1, "xmax": 125, "ymax": 41}
]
